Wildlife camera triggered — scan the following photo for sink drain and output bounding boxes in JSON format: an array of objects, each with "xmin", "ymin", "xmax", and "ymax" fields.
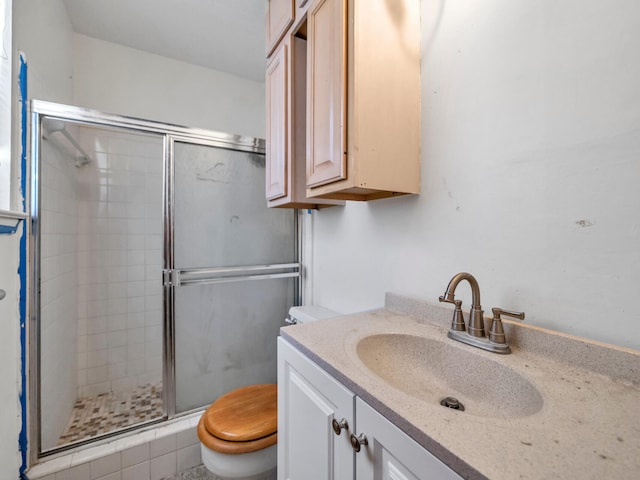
[{"xmin": 440, "ymin": 396, "xmax": 465, "ymax": 411}]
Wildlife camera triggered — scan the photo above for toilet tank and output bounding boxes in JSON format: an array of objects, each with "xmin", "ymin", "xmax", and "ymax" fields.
[{"xmin": 286, "ymin": 305, "xmax": 339, "ymax": 325}]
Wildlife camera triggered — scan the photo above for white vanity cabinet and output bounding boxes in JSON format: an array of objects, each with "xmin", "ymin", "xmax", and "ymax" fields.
[
  {"xmin": 277, "ymin": 338, "xmax": 462, "ymax": 480},
  {"xmin": 278, "ymin": 337, "xmax": 354, "ymax": 480},
  {"xmin": 354, "ymin": 398, "xmax": 462, "ymax": 480}
]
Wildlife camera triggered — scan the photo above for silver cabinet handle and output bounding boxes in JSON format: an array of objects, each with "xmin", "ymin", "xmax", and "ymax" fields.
[
  {"xmin": 0, "ymin": 289, "xmax": 6, "ymax": 301},
  {"xmin": 331, "ymin": 418, "xmax": 348, "ymax": 435},
  {"xmin": 349, "ymin": 433, "xmax": 368, "ymax": 452}
]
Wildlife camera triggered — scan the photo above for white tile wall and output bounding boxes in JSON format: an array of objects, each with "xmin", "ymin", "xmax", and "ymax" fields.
[
  {"xmin": 89, "ymin": 453, "xmax": 121, "ymax": 478},
  {"xmin": 150, "ymin": 451, "xmax": 177, "ymax": 480},
  {"xmin": 75, "ymin": 128, "xmax": 164, "ymax": 397},
  {"xmin": 55, "ymin": 463, "xmax": 91, "ymax": 480},
  {"xmin": 121, "ymin": 443, "xmax": 149, "ymax": 468},
  {"xmin": 39, "ymin": 137, "xmax": 80, "ymax": 450},
  {"xmin": 122, "ymin": 461, "xmax": 149, "ymax": 480},
  {"xmin": 27, "ymin": 415, "xmax": 203, "ymax": 480},
  {"xmin": 176, "ymin": 444, "xmax": 201, "ymax": 472}
]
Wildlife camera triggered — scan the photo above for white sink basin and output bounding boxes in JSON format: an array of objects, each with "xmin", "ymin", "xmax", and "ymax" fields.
[{"xmin": 356, "ymin": 333, "xmax": 543, "ymax": 418}]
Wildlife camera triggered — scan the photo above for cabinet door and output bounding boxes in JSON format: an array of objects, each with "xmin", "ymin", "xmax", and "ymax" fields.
[
  {"xmin": 354, "ymin": 398, "xmax": 462, "ymax": 480},
  {"xmin": 266, "ymin": 0, "xmax": 294, "ymax": 57},
  {"xmin": 266, "ymin": 41, "xmax": 289, "ymax": 201},
  {"xmin": 296, "ymin": 0, "xmax": 311, "ymax": 18},
  {"xmin": 306, "ymin": 0, "xmax": 347, "ymax": 188},
  {"xmin": 278, "ymin": 338, "xmax": 355, "ymax": 480}
]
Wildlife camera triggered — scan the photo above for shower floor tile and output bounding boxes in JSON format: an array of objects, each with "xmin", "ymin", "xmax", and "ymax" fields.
[{"xmin": 58, "ymin": 383, "xmax": 163, "ymax": 445}]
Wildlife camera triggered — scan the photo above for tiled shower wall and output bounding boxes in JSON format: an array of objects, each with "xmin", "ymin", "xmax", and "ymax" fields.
[
  {"xmin": 39, "ymin": 136, "xmax": 80, "ymax": 449},
  {"xmin": 75, "ymin": 127, "xmax": 164, "ymax": 398},
  {"xmin": 28, "ymin": 416, "xmax": 206, "ymax": 480}
]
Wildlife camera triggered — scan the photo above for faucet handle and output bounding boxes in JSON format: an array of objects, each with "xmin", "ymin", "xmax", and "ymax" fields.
[
  {"xmin": 440, "ymin": 298, "xmax": 466, "ymax": 332},
  {"xmin": 492, "ymin": 308, "xmax": 525, "ymax": 321},
  {"xmin": 450, "ymin": 300, "xmax": 466, "ymax": 332},
  {"xmin": 489, "ymin": 307, "xmax": 525, "ymax": 344}
]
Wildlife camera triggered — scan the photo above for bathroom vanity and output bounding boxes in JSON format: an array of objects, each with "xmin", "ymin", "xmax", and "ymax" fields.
[
  {"xmin": 277, "ymin": 294, "xmax": 640, "ymax": 479},
  {"xmin": 278, "ymin": 338, "xmax": 461, "ymax": 479}
]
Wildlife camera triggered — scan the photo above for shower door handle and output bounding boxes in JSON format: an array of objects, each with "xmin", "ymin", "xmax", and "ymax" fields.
[{"xmin": 173, "ymin": 263, "xmax": 300, "ymax": 287}]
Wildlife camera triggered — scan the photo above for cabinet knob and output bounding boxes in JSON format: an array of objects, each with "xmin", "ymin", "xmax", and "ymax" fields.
[
  {"xmin": 349, "ymin": 433, "xmax": 368, "ymax": 452},
  {"xmin": 331, "ymin": 418, "xmax": 349, "ymax": 435}
]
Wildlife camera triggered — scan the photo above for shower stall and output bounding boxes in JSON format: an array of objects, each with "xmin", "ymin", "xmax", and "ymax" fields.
[{"xmin": 29, "ymin": 101, "xmax": 299, "ymax": 457}]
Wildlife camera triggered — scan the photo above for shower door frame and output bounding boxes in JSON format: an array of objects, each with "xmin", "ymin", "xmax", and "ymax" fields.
[
  {"xmin": 29, "ymin": 100, "xmax": 301, "ymax": 461},
  {"xmin": 163, "ymin": 134, "xmax": 301, "ymax": 417}
]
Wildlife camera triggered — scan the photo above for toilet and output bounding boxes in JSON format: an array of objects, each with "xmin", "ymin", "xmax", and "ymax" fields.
[{"xmin": 198, "ymin": 306, "xmax": 339, "ymax": 479}]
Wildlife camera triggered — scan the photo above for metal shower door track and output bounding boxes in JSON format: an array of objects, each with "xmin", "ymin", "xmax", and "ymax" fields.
[{"xmin": 31, "ymin": 100, "xmax": 265, "ymax": 154}]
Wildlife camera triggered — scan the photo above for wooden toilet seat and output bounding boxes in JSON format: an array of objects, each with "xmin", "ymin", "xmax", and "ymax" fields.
[{"xmin": 198, "ymin": 384, "xmax": 277, "ymax": 454}]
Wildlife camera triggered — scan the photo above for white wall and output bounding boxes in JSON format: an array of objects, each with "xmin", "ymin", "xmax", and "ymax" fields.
[
  {"xmin": 1, "ymin": 0, "xmax": 74, "ymax": 474},
  {"xmin": 74, "ymin": 127, "xmax": 164, "ymax": 400},
  {"xmin": 0, "ymin": 0, "xmax": 13, "ymax": 211},
  {"xmin": 12, "ymin": 0, "xmax": 74, "ymax": 103},
  {"xmin": 311, "ymin": 0, "xmax": 640, "ymax": 350},
  {"xmin": 0, "ymin": 226, "xmax": 21, "ymax": 480},
  {"xmin": 0, "ymin": 2, "xmax": 17, "ymax": 471},
  {"xmin": 72, "ymin": 34, "xmax": 266, "ymax": 138}
]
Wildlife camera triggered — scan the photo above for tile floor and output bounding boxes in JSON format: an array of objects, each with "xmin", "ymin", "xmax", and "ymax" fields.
[
  {"xmin": 58, "ymin": 383, "xmax": 163, "ymax": 445},
  {"xmin": 163, "ymin": 465, "xmax": 215, "ymax": 480},
  {"xmin": 164, "ymin": 465, "xmax": 277, "ymax": 480}
]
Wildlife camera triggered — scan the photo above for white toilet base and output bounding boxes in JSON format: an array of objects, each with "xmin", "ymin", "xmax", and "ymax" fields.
[{"xmin": 200, "ymin": 443, "xmax": 277, "ymax": 479}]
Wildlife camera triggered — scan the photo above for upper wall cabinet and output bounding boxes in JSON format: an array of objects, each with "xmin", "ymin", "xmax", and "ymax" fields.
[
  {"xmin": 266, "ymin": 0, "xmax": 294, "ymax": 57},
  {"xmin": 266, "ymin": 40, "xmax": 289, "ymax": 201},
  {"xmin": 306, "ymin": 0, "xmax": 346, "ymax": 189},
  {"xmin": 296, "ymin": 0, "xmax": 311, "ymax": 19},
  {"xmin": 306, "ymin": 0, "xmax": 421, "ymax": 201},
  {"xmin": 266, "ymin": 31, "xmax": 344, "ymax": 208},
  {"xmin": 265, "ymin": 6, "xmax": 344, "ymax": 208}
]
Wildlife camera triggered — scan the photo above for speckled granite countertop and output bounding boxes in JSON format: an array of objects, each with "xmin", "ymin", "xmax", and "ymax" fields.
[{"xmin": 280, "ymin": 294, "xmax": 640, "ymax": 480}]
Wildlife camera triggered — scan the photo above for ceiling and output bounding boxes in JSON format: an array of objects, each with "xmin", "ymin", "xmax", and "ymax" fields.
[{"xmin": 62, "ymin": 0, "xmax": 267, "ymax": 82}]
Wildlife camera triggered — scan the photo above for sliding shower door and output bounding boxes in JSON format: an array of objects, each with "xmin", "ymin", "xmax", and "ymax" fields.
[
  {"xmin": 170, "ymin": 140, "xmax": 297, "ymax": 413},
  {"xmin": 33, "ymin": 115, "xmax": 166, "ymax": 452},
  {"xmin": 31, "ymin": 101, "xmax": 299, "ymax": 459}
]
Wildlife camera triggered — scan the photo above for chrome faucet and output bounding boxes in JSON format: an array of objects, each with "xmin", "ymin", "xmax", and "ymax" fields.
[{"xmin": 439, "ymin": 272, "xmax": 524, "ymax": 354}]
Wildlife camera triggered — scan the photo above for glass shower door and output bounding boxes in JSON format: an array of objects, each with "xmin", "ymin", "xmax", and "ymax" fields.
[
  {"xmin": 170, "ymin": 140, "xmax": 297, "ymax": 413},
  {"xmin": 34, "ymin": 115, "xmax": 165, "ymax": 452}
]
